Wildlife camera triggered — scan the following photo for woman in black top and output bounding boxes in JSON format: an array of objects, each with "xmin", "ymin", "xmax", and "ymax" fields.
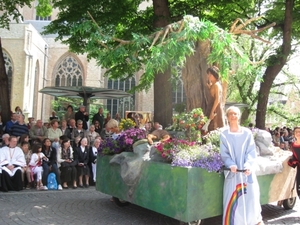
[
  {"xmin": 57, "ymin": 138, "xmax": 77, "ymax": 189},
  {"xmin": 288, "ymin": 126, "xmax": 300, "ymax": 197},
  {"xmin": 74, "ymin": 137, "xmax": 90, "ymax": 188},
  {"xmin": 42, "ymin": 138, "xmax": 62, "ymax": 190}
]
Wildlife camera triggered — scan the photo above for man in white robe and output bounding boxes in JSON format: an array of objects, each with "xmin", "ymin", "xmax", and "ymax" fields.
[{"xmin": 0, "ymin": 136, "xmax": 26, "ymax": 192}]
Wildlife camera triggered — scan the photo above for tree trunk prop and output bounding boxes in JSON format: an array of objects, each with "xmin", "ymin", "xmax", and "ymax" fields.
[
  {"xmin": 182, "ymin": 40, "xmax": 213, "ymax": 117},
  {"xmin": 0, "ymin": 38, "xmax": 11, "ymax": 125},
  {"xmin": 153, "ymin": 0, "xmax": 172, "ymax": 128}
]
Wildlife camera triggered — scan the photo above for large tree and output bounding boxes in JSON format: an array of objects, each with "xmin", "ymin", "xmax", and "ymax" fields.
[{"xmin": 42, "ymin": 0, "xmax": 299, "ymax": 127}]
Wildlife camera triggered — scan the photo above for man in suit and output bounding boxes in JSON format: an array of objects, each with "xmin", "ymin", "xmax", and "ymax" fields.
[
  {"xmin": 92, "ymin": 107, "xmax": 104, "ymax": 131},
  {"xmin": 75, "ymin": 106, "xmax": 89, "ymax": 130}
]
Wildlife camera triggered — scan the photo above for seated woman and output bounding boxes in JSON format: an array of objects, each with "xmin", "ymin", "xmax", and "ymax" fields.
[
  {"xmin": 86, "ymin": 125, "xmax": 100, "ymax": 146},
  {"xmin": 106, "ymin": 119, "xmax": 122, "ymax": 140},
  {"xmin": 18, "ymin": 133, "xmax": 31, "ymax": 148},
  {"xmin": 29, "ymin": 144, "xmax": 47, "ymax": 191},
  {"xmin": 57, "ymin": 138, "xmax": 77, "ymax": 189},
  {"xmin": 89, "ymin": 138, "xmax": 100, "ymax": 183},
  {"xmin": 47, "ymin": 119, "xmax": 62, "ymax": 150},
  {"xmin": 20, "ymin": 141, "xmax": 33, "ymax": 189},
  {"xmin": 74, "ymin": 137, "xmax": 90, "ymax": 188},
  {"xmin": 42, "ymin": 138, "xmax": 63, "ymax": 190}
]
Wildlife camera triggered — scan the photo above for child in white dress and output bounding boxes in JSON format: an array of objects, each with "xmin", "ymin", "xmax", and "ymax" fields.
[{"xmin": 29, "ymin": 144, "xmax": 48, "ymax": 190}]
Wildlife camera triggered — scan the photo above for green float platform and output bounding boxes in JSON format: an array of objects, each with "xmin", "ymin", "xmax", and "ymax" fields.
[{"xmin": 96, "ymin": 154, "xmax": 294, "ymax": 223}]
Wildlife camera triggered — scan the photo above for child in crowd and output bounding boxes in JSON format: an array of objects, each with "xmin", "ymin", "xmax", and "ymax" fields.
[
  {"xmin": 29, "ymin": 144, "xmax": 48, "ymax": 190},
  {"xmin": 21, "ymin": 142, "xmax": 33, "ymax": 189}
]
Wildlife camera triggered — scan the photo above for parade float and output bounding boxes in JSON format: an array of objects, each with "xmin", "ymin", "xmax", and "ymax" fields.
[{"xmin": 96, "ymin": 109, "xmax": 298, "ymax": 224}]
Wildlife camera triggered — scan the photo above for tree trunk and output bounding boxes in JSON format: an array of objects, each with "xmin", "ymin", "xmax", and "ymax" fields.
[
  {"xmin": 255, "ymin": 0, "xmax": 293, "ymax": 129},
  {"xmin": 181, "ymin": 40, "xmax": 212, "ymax": 117},
  {"xmin": 241, "ymin": 108, "xmax": 251, "ymax": 125},
  {"xmin": 153, "ymin": 0, "xmax": 172, "ymax": 128},
  {"xmin": 0, "ymin": 38, "xmax": 11, "ymax": 126}
]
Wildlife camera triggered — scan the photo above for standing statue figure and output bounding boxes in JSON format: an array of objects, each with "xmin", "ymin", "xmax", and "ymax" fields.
[{"xmin": 207, "ymin": 66, "xmax": 225, "ymax": 132}]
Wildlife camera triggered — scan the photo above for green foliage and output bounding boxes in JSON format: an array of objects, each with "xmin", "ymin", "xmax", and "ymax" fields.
[
  {"xmin": 43, "ymin": 0, "xmax": 300, "ymax": 125},
  {"xmin": 267, "ymin": 102, "xmax": 300, "ymax": 128},
  {"xmin": 60, "ymin": 15, "xmax": 251, "ymax": 92},
  {"xmin": 36, "ymin": 0, "xmax": 52, "ymax": 18},
  {"xmin": 51, "ymin": 97, "xmax": 103, "ymax": 121},
  {"xmin": 0, "ymin": 0, "xmax": 32, "ymax": 29}
]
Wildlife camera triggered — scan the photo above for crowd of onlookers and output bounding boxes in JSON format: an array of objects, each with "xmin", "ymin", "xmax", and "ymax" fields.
[
  {"xmin": 0, "ymin": 105, "xmax": 166, "ymax": 192},
  {"xmin": 248, "ymin": 123, "xmax": 294, "ymax": 150}
]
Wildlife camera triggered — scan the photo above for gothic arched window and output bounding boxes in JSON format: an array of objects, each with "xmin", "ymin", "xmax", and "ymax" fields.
[
  {"xmin": 54, "ymin": 55, "xmax": 83, "ymax": 87},
  {"xmin": 107, "ymin": 78, "xmax": 135, "ymax": 118},
  {"xmin": 172, "ymin": 77, "xmax": 186, "ymax": 104}
]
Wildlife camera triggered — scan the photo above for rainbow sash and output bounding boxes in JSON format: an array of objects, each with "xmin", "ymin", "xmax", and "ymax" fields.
[{"xmin": 224, "ymin": 183, "xmax": 247, "ymax": 225}]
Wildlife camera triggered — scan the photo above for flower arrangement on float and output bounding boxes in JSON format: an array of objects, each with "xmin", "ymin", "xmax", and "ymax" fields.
[
  {"xmin": 99, "ymin": 128, "xmax": 146, "ymax": 155},
  {"xmin": 119, "ymin": 118, "xmax": 136, "ymax": 130},
  {"xmin": 99, "ymin": 108, "xmax": 224, "ymax": 173},
  {"xmin": 166, "ymin": 108, "xmax": 208, "ymax": 142},
  {"xmin": 154, "ymin": 128, "xmax": 223, "ymax": 172}
]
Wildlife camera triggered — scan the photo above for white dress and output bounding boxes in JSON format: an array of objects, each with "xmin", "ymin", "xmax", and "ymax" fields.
[{"xmin": 220, "ymin": 127, "xmax": 262, "ymax": 225}]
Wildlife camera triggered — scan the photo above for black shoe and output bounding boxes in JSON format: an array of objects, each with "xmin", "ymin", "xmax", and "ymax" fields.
[
  {"xmin": 63, "ymin": 186, "xmax": 69, "ymax": 189},
  {"xmin": 72, "ymin": 185, "xmax": 77, "ymax": 189},
  {"xmin": 79, "ymin": 184, "xmax": 84, "ymax": 188},
  {"xmin": 84, "ymin": 184, "xmax": 89, "ymax": 188}
]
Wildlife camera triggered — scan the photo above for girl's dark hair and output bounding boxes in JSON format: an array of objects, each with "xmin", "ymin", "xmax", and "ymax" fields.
[
  {"xmin": 21, "ymin": 141, "xmax": 29, "ymax": 147},
  {"xmin": 19, "ymin": 133, "xmax": 29, "ymax": 143},
  {"xmin": 42, "ymin": 138, "xmax": 51, "ymax": 145},
  {"xmin": 61, "ymin": 138, "xmax": 70, "ymax": 147},
  {"xmin": 206, "ymin": 66, "xmax": 220, "ymax": 80},
  {"xmin": 67, "ymin": 105, "xmax": 73, "ymax": 111},
  {"xmin": 32, "ymin": 144, "xmax": 42, "ymax": 153}
]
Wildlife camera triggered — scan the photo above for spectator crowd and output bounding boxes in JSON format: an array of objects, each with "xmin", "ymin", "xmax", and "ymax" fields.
[{"xmin": 0, "ymin": 105, "xmax": 163, "ymax": 192}]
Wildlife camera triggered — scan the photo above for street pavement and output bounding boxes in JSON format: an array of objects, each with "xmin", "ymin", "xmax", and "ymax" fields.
[{"xmin": 0, "ymin": 187, "xmax": 299, "ymax": 225}]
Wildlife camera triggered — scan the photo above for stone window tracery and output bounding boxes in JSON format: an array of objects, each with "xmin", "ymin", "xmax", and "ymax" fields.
[{"xmin": 54, "ymin": 56, "xmax": 83, "ymax": 87}]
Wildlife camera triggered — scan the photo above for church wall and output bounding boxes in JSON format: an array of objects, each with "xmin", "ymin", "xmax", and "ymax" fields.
[
  {"xmin": 23, "ymin": 24, "xmax": 47, "ymax": 120},
  {"xmin": 0, "ymin": 23, "xmax": 47, "ymax": 121},
  {"xmin": 0, "ymin": 24, "xmax": 27, "ymax": 112}
]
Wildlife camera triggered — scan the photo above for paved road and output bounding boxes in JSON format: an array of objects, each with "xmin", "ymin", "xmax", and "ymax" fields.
[{"xmin": 0, "ymin": 187, "xmax": 299, "ymax": 225}]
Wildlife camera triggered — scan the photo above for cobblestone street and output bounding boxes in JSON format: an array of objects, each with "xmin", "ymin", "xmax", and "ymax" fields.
[{"xmin": 0, "ymin": 188, "xmax": 299, "ymax": 225}]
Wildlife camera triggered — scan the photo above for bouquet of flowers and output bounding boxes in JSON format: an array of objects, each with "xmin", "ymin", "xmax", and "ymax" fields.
[
  {"xmin": 121, "ymin": 128, "xmax": 147, "ymax": 151},
  {"xmin": 98, "ymin": 136, "xmax": 126, "ymax": 155},
  {"xmin": 202, "ymin": 128, "xmax": 222, "ymax": 152},
  {"xmin": 155, "ymin": 138, "xmax": 224, "ymax": 172},
  {"xmin": 155, "ymin": 139, "xmax": 196, "ymax": 161},
  {"xmin": 167, "ymin": 108, "xmax": 208, "ymax": 142},
  {"xmin": 119, "ymin": 118, "xmax": 136, "ymax": 131},
  {"xmin": 99, "ymin": 128, "xmax": 147, "ymax": 155}
]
